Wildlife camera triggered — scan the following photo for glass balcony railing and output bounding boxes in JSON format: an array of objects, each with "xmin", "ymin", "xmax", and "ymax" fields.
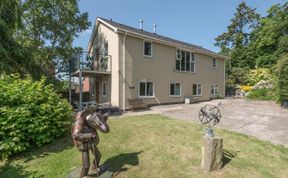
[{"xmin": 70, "ymin": 51, "xmax": 111, "ymax": 73}]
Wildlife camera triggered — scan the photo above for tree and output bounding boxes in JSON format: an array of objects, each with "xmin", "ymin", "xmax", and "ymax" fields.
[
  {"xmin": 215, "ymin": 1, "xmax": 260, "ymax": 69},
  {"xmin": 249, "ymin": 2, "xmax": 288, "ymax": 68},
  {"xmin": 17, "ymin": 0, "xmax": 90, "ymax": 77},
  {"xmin": 277, "ymin": 54, "xmax": 288, "ymax": 106},
  {"xmin": 0, "ymin": 0, "xmax": 41, "ymax": 77}
]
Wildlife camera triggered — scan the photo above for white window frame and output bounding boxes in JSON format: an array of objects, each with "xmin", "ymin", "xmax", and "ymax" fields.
[
  {"xmin": 211, "ymin": 84, "xmax": 218, "ymax": 95},
  {"xmin": 101, "ymin": 81, "xmax": 106, "ymax": 97},
  {"xmin": 169, "ymin": 82, "xmax": 181, "ymax": 97},
  {"xmin": 175, "ymin": 48, "xmax": 196, "ymax": 73},
  {"xmin": 191, "ymin": 52, "xmax": 196, "ymax": 73},
  {"xmin": 193, "ymin": 83, "xmax": 202, "ymax": 96},
  {"xmin": 143, "ymin": 40, "xmax": 153, "ymax": 58},
  {"xmin": 138, "ymin": 81, "xmax": 154, "ymax": 98}
]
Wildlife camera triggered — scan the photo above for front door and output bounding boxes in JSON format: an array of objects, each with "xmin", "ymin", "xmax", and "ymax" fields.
[{"xmin": 95, "ymin": 82, "xmax": 100, "ymax": 104}]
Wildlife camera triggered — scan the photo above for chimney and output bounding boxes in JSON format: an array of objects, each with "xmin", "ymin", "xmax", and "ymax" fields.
[
  {"xmin": 153, "ymin": 24, "xmax": 157, "ymax": 34},
  {"xmin": 139, "ymin": 19, "xmax": 143, "ymax": 30}
]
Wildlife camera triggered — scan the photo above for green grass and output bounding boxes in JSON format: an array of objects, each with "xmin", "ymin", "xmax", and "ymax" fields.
[{"xmin": 1, "ymin": 114, "xmax": 288, "ymax": 178}]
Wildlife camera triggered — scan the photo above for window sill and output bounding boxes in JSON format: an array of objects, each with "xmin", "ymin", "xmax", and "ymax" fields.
[
  {"xmin": 169, "ymin": 95, "xmax": 181, "ymax": 98},
  {"xmin": 138, "ymin": 96, "xmax": 155, "ymax": 99},
  {"xmin": 143, "ymin": 55, "xmax": 153, "ymax": 59},
  {"xmin": 175, "ymin": 70, "xmax": 196, "ymax": 74},
  {"xmin": 193, "ymin": 94, "xmax": 202, "ymax": 97}
]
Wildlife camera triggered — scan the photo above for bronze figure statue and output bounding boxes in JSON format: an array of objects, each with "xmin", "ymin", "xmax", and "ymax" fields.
[{"xmin": 71, "ymin": 109, "xmax": 110, "ymax": 178}]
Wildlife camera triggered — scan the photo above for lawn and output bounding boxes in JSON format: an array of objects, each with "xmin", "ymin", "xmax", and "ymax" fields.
[{"xmin": 1, "ymin": 114, "xmax": 288, "ymax": 178}]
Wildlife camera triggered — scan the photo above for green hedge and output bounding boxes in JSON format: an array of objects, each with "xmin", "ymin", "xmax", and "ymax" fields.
[
  {"xmin": 0, "ymin": 74, "xmax": 72, "ymax": 159},
  {"xmin": 247, "ymin": 88, "xmax": 277, "ymax": 101},
  {"xmin": 277, "ymin": 55, "xmax": 288, "ymax": 104}
]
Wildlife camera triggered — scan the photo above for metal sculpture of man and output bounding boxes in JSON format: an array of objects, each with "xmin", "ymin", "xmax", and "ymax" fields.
[
  {"xmin": 198, "ymin": 104, "xmax": 222, "ymax": 137},
  {"xmin": 72, "ymin": 109, "xmax": 110, "ymax": 178}
]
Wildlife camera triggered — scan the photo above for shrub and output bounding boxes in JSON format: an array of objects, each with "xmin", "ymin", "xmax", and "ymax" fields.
[
  {"xmin": 247, "ymin": 68, "xmax": 272, "ymax": 85},
  {"xmin": 253, "ymin": 80, "xmax": 274, "ymax": 90},
  {"xmin": 0, "ymin": 74, "xmax": 72, "ymax": 159},
  {"xmin": 277, "ymin": 54, "xmax": 288, "ymax": 105},
  {"xmin": 247, "ymin": 88, "xmax": 277, "ymax": 101},
  {"xmin": 229, "ymin": 67, "xmax": 249, "ymax": 85}
]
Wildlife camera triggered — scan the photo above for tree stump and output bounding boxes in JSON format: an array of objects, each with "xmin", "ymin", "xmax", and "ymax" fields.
[{"xmin": 201, "ymin": 136, "xmax": 223, "ymax": 171}]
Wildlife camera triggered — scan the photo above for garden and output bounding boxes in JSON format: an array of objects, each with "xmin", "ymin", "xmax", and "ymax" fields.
[{"xmin": 1, "ymin": 115, "xmax": 288, "ymax": 178}]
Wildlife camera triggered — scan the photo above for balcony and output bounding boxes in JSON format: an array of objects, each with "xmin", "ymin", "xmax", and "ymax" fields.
[{"xmin": 70, "ymin": 51, "xmax": 111, "ymax": 77}]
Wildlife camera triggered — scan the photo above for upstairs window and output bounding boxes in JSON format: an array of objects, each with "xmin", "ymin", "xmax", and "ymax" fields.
[
  {"xmin": 193, "ymin": 83, "xmax": 202, "ymax": 96},
  {"xmin": 212, "ymin": 58, "xmax": 217, "ymax": 68},
  {"xmin": 191, "ymin": 53, "xmax": 195, "ymax": 72},
  {"xmin": 144, "ymin": 41, "xmax": 152, "ymax": 57},
  {"xmin": 139, "ymin": 81, "xmax": 154, "ymax": 97},
  {"xmin": 104, "ymin": 43, "xmax": 108, "ymax": 56},
  {"xmin": 211, "ymin": 84, "xmax": 218, "ymax": 95},
  {"xmin": 102, "ymin": 81, "xmax": 106, "ymax": 97},
  {"xmin": 176, "ymin": 49, "xmax": 195, "ymax": 72},
  {"xmin": 170, "ymin": 83, "xmax": 181, "ymax": 96}
]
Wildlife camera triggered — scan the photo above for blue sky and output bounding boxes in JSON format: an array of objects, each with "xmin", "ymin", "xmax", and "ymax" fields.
[{"xmin": 73, "ymin": 0, "xmax": 284, "ymax": 52}]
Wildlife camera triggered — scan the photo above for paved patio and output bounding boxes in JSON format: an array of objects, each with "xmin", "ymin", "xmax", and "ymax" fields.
[{"xmin": 120, "ymin": 99, "xmax": 288, "ymax": 147}]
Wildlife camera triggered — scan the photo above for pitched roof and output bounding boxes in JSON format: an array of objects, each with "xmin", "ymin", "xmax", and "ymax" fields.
[{"xmin": 90, "ymin": 17, "xmax": 225, "ymax": 59}]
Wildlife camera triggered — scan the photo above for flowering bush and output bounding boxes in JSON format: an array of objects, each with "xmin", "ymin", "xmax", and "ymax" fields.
[
  {"xmin": 247, "ymin": 68, "xmax": 272, "ymax": 85},
  {"xmin": 240, "ymin": 85, "xmax": 253, "ymax": 92},
  {"xmin": 253, "ymin": 80, "xmax": 273, "ymax": 89}
]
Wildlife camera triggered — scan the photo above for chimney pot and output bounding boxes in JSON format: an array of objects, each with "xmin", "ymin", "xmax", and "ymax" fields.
[
  {"xmin": 153, "ymin": 24, "xmax": 157, "ymax": 34},
  {"xmin": 139, "ymin": 19, "xmax": 143, "ymax": 30}
]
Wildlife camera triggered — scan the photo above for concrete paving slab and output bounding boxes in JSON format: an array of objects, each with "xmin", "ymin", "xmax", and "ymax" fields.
[{"xmin": 119, "ymin": 99, "xmax": 288, "ymax": 147}]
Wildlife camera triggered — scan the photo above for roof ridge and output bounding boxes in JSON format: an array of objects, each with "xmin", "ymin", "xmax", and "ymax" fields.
[{"xmin": 96, "ymin": 17, "xmax": 224, "ymax": 59}]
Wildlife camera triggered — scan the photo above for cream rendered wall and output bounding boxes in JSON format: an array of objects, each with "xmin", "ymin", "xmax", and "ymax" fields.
[
  {"xmin": 94, "ymin": 23, "xmax": 225, "ymax": 109},
  {"xmin": 99, "ymin": 75, "xmax": 111, "ymax": 104},
  {"xmin": 90, "ymin": 23, "xmax": 120, "ymax": 106},
  {"xmin": 122, "ymin": 35, "xmax": 225, "ymax": 108}
]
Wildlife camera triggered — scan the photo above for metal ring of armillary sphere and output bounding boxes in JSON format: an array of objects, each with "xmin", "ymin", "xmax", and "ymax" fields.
[{"xmin": 198, "ymin": 104, "xmax": 222, "ymax": 126}]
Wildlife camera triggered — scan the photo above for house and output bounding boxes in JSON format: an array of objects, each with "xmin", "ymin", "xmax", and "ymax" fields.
[{"xmin": 73, "ymin": 17, "xmax": 225, "ymax": 110}]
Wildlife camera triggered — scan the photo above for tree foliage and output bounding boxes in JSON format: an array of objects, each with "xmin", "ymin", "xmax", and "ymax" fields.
[
  {"xmin": 0, "ymin": 0, "xmax": 41, "ymax": 78},
  {"xmin": 250, "ymin": 2, "xmax": 288, "ymax": 68},
  {"xmin": 215, "ymin": 1, "xmax": 260, "ymax": 50},
  {"xmin": 0, "ymin": 74, "xmax": 72, "ymax": 159},
  {"xmin": 218, "ymin": 1, "xmax": 288, "ymax": 89},
  {"xmin": 0, "ymin": 0, "xmax": 89, "ymax": 79},
  {"xmin": 17, "ymin": 0, "xmax": 90, "ymax": 77},
  {"xmin": 277, "ymin": 55, "xmax": 288, "ymax": 104}
]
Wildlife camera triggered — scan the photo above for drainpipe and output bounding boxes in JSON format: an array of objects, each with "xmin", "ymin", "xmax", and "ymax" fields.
[{"xmin": 122, "ymin": 31, "xmax": 127, "ymax": 111}]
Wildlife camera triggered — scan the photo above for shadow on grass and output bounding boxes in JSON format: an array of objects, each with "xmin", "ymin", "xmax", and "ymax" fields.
[
  {"xmin": 223, "ymin": 149, "xmax": 237, "ymax": 168},
  {"xmin": 0, "ymin": 132, "xmax": 74, "ymax": 177},
  {"xmin": 5, "ymin": 129, "xmax": 74, "ymax": 163},
  {"xmin": 102, "ymin": 151, "xmax": 143, "ymax": 176},
  {"xmin": 0, "ymin": 160, "xmax": 39, "ymax": 178},
  {"xmin": 19, "ymin": 133, "xmax": 74, "ymax": 163}
]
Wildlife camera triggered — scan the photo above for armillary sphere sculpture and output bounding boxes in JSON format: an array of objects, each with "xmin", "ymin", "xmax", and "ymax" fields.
[{"xmin": 198, "ymin": 104, "xmax": 222, "ymax": 137}]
